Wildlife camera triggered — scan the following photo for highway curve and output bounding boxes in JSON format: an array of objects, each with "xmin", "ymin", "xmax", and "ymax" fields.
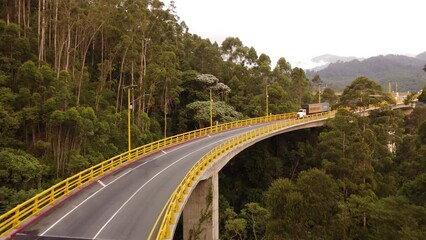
[{"xmin": 12, "ymin": 121, "xmax": 281, "ymax": 240}]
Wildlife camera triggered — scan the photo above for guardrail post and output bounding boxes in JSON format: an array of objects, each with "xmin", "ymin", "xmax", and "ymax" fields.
[
  {"xmin": 13, "ymin": 207, "xmax": 19, "ymax": 226},
  {"xmin": 50, "ymin": 188, "xmax": 55, "ymax": 203},
  {"xmin": 33, "ymin": 197, "xmax": 39, "ymax": 214},
  {"xmin": 65, "ymin": 181, "xmax": 69, "ymax": 194}
]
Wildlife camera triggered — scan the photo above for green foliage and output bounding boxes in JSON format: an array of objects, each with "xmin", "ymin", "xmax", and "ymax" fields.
[
  {"xmin": 240, "ymin": 203, "xmax": 269, "ymax": 240},
  {"xmin": 0, "ymin": 148, "xmax": 43, "ymax": 190},
  {"xmin": 0, "ymin": 187, "xmax": 40, "ymax": 214},
  {"xmin": 185, "ymin": 101, "xmax": 243, "ymax": 128},
  {"xmin": 340, "ymin": 76, "xmax": 386, "ymax": 109},
  {"xmin": 321, "ymin": 87, "xmax": 338, "ymax": 106},
  {"xmin": 265, "ymin": 169, "xmax": 341, "ymax": 239},
  {"xmin": 417, "ymin": 121, "xmax": 426, "ymax": 144},
  {"xmin": 16, "ymin": 60, "xmax": 43, "ymax": 91},
  {"xmin": 225, "ymin": 218, "xmax": 247, "ymax": 240},
  {"xmin": 1, "ymin": 3, "xmax": 425, "ymax": 238},
  {"xmin": 418, "ymin": 86, "xmax": 426, "ymax": 103},
  {"xmin": 400, "ymin": 173, "xmax": 426, "ymax": 206},
  {"xmin": 222, "ymin": 203, "xmax": 269, "ymax": 240}
]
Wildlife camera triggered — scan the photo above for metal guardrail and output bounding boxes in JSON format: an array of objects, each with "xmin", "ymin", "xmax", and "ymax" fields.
[
  {"xmin": 154, "ymin": 111, "xmax": 336, "ymax": 239},
  {"xmin": 0, "ymin": 112, "xmax": 296, "ymax": 238}
]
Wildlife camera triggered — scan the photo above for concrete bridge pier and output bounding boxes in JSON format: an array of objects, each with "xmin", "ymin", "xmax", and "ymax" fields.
[{"xmin": 183, "ymin": 172, "xmax": 219, "ymax": 240}]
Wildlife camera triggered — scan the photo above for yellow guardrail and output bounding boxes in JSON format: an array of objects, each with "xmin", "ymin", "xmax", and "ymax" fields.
[
  {"xmin": 0, "ymin": 112, "xmax": 296, "ymax": 238},
  {"xmin": 155, "ymin": 111, "xmax": 336, "ymax": 239}
]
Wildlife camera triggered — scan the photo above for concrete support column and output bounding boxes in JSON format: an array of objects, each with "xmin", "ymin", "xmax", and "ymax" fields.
[
  {"xmin": 212, "ymin": 172, "xmax": 219, "ymax": 239},
  {"xmin": 183, "ymin": 172, "xmax": 219, "ymax": 240}
]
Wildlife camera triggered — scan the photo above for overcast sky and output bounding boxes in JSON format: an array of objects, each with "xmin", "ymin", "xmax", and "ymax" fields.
[{"xmin": 165, "ymin": 0, "xmax": 425, "ymax": 69}]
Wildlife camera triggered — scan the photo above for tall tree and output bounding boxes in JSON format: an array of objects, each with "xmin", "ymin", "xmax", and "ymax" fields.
[
  {"xmin": 417, "ymin": 86, "xmax": 426, "ymax": 103},
  {"xmin": 311, "ymin": 74, "xmax": 323, "ymax": 103},
  {"xmin": 290, "ymin": 67, "xmax": 309, "ymax": 106},
  {"xmin": 340, "ymin": 76, "xmax": 392, "ymax": 109}
]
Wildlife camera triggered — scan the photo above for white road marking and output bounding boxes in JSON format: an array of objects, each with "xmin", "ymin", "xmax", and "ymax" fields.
[
  {"xmin": 91, "ymin": 136, "xmax": 235, "ymax": 239},
  {"xmin": 41, "ymin": 234, "xmax": 90, "ymax": 240},
  {"xmin": 97, "ymin": 180, "xmax": 106, "ymax": 187},
  {"xmin": 40, "ymin": 126, "xmax": 255, "ymax": 236},
  {"xmin": 40, "ymin": 155, "xmax": 160, "ymax": 236},
  {"xmin": 161, "ymin": 150, "xmax": 167, "ymax": 154}
]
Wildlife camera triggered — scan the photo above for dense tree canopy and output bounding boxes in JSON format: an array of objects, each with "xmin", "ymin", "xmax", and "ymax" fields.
[
  {"xmin": 340, "ymin": 76, "xmax": 394, "ymax": 109},
  {"xmin": 0, "ymin": 0, "xmax": 318, "ymax": 215},
  {"xmin": 1, "ymin": 1, "xmax": 425, "ymax": 239}
]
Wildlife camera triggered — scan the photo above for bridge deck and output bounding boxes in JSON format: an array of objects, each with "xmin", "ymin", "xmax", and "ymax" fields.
[{"xmin": 12, "ymin": 123, "xmax": 274, "ymax": 240}]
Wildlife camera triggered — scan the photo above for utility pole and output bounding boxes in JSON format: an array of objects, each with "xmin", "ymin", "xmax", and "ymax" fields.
[
  {"xmin": 265, "ymin": 77, "xmax": 269, "ymax": 116},
  {"xmin": 210, "ymin": 87, "xmax": 213, "ymax": 127},
  {"xmin": 123, "ymin": 84, "xmax": 137, "ymax": 153},
  {"xmin": 318, "ymin": 84, "xmax": 321, "ymax": 103}
]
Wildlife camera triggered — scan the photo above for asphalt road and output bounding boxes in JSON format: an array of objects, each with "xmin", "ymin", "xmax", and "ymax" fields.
[{"xmin": 12, "ymin": 121, "xmax": 280, "ymax": 240}]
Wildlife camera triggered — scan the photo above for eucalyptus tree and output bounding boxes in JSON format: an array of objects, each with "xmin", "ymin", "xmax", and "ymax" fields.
[
  {"xmin": 311, "ymin": 74, "xmax": 323, "ymax": 103},
  {"xmin": 273, "ymin": 57, "xmax": 292, "ymax": 78},
  {"xmin": 290, "ymin": 67, "xmax": 309, "ymax": 106},
  {"xmin": 221, "ymin": 37, "xmax": 249, "ymax": 65},
  {"xmin": 320, "ymin": 87, "xmax": 338, "ymax": 106},
  {"xmin": 265, "ymin": 169, "xmax": 341, "ymax": 239},
  {"xmin": 319, "ymin": 110, "xmax": 373, "ymax": 198}
]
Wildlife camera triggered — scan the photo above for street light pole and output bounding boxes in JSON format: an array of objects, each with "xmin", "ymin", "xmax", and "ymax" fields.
[
  {"xmin": 266, "ymin": 83, "xmax": 269, "ymax": 116},
  {"xmin": 128, "ymin": 87, "xmax": 131, "ymax": 152},
  {"xmin": 123, "ymin": 84, "xmax": 137, "ymax": 153},
  {"xmin": 210, "ymin": 87, "xmax": 213, "ymax": 127},
  {"xmin": 266, "ymin": 85, "xmax": 269, "ymax": 116},
  {"xmin": 318, "ymin": 84, "xmax": 321, "ymax": 103}
]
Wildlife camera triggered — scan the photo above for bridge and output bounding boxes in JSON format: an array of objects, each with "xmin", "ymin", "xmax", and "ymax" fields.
[{"xmin": 0, "ymin": 104, "xmax": 412, "ymax": 240}]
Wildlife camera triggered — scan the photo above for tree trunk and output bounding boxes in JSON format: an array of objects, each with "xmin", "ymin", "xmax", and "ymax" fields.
[
  {"xmin": 363, "ymin": 212, "xmax": 367, "ymax": 228},
  {"xmin": 17, "ymin": 0, "xmax": 21, "ymax": 37},
  {"xmin": 65, "ymin": 20, "xmax": 71, "ymax": 72},
  {"xmin": 38, "ymin": 0, "xmax": 46, "ymax": 62},
  {"xmin": 54, "ymin": 0, "xmax": 58, "ymax": 71},
  {"xmin": 137, "ymin": 38, "xmax": 148, "ymax": 124},
  {"xmin": 26, "ymin": 0, "xmax": 30, "ymax": 29},
  {"xmin": 22, "ymin": 0, "xmax": 26, "ymax": 36},
  {"xmin": 37, "ymin": 0, "xmax": 41, "ymax": 61},
  {"xmin": 76, "ymin": 23, "xmax": 104, "ymax": 105},
  {"xmin": 95, "ymin": 28, "xmax": 105, "ymax": 112},
  {"xmin": 116, "ymin": 46, "xmax": 129, "ymax": 112}
]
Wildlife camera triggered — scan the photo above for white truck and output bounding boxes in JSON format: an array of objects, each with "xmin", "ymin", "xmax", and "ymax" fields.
[{"xmin": 296, "ymin": 102, "xmax": 330, "ymax": 118}]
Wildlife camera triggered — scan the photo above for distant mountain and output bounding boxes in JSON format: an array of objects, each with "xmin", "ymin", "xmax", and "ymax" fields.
[
  {"xmin": 416, "ymin": 51, "xmax": 426, "ymax": 60},
  {"xmin": 309, "ymin": 54, "xmax": 363, "ymax": 71},
  {"xmin": 312, "ymin": 54, "xmax": 359, "ymax": 64},
  {"xmin": 306, "ymin": 54, "xmax": 426, "ymax": 92}
]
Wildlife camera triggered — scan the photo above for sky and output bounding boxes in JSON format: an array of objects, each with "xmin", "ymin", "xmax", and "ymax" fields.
[{"xmin": 165, "ymin": 0, "xmax": 425, "ymax": 69}]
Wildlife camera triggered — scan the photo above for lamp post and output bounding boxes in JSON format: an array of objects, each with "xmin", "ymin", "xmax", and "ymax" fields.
[
  {"xmin": 210, "ymin": 87, "xmax": 213, "ymax": 127},
  {"xmin": 318, "ymin": 84, "xmax": 321, "ymax": 103},
  {"xmin": 265, "ymin": 78, "xmax": 269, "ymax": 116},
  {"xmin": 123, "ymin": 84, "xmax": 137, "ymax": 153}
]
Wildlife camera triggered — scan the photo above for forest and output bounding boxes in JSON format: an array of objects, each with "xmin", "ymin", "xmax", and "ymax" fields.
[{"xmin": 0, "ymin": 0, "xmax": 425, "ymax": 239}]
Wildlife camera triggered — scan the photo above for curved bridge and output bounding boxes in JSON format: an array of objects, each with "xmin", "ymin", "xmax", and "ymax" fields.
[{"xmin": 0, "ymin": 105, "xmax": 410, "ymax": 239}]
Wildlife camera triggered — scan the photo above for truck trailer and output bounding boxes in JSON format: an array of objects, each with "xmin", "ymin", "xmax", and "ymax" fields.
[{"xmin": 296, "ymin": 102, "xmax": 330, "ymax": 118}]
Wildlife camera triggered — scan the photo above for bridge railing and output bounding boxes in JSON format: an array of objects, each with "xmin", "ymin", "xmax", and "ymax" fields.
[
  {"xmin": 155, "ymin": 111, "xmax": 336, "ymax": 239},
  {"xmin": 0, "ymin": 112, "xmax": 296, "ymax": 238}
]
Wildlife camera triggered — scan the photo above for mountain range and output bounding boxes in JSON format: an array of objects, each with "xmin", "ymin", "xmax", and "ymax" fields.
[{"xmin": 306, "ymin": 52, "xmax": 426, "ymax": 92}]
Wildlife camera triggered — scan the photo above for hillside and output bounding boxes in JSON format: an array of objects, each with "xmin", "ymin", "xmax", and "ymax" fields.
[
  {"xmin": 307, "ymin": 54, "xmax": 426, "ymax": 91},
  {"xmin": 417, "ymin": 51, "xmax": 426, "ymax": 60}
]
